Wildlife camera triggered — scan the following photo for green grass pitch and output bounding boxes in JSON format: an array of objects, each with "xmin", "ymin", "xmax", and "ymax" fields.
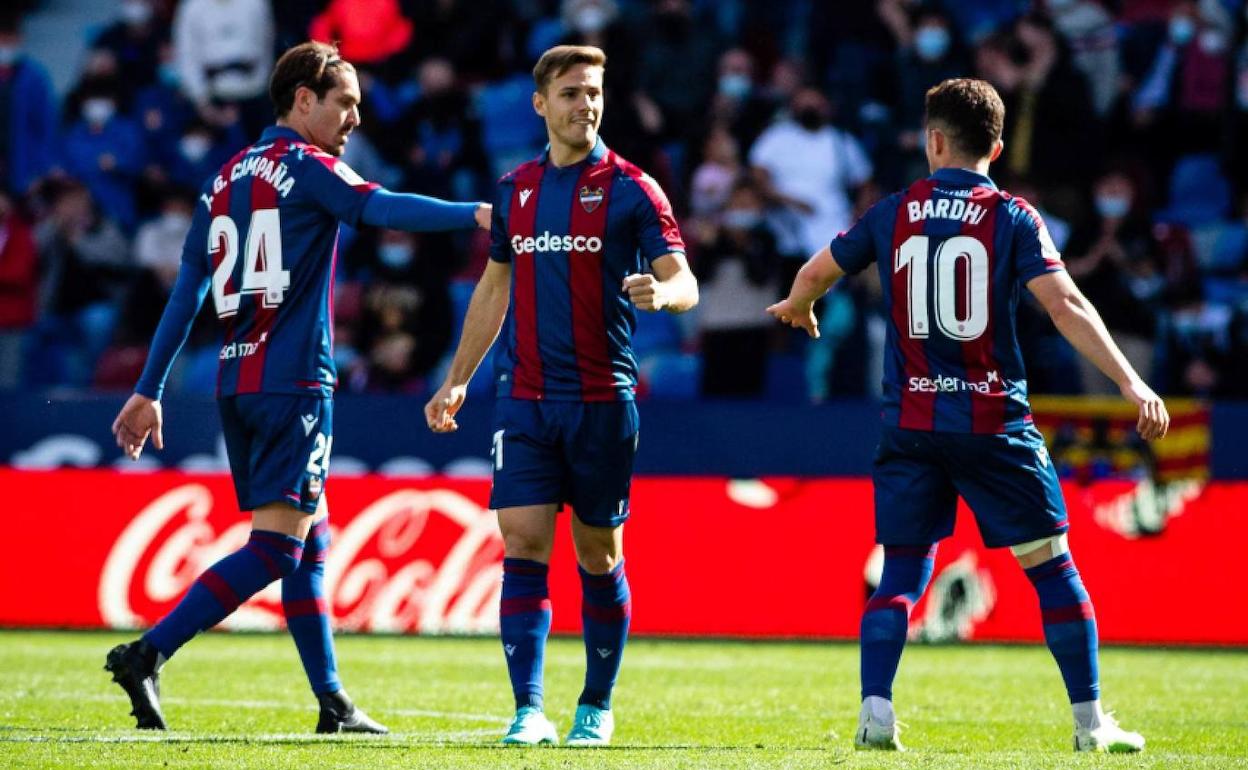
[{"xmin": 1, "ymin": 631, "xmax": 1245, "ymax": 769}]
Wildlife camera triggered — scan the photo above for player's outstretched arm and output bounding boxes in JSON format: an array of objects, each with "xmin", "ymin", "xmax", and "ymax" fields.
[
  {"xmin": 425, "ymin": 259, "xmax": 512, "ymax": 433},
  {"xmin": 1027, "ymin": 270, "xmax": 1169, "ymax": 440},
  {"xmin": 767, "ymin": 246, "xmax": 846, "ymax": 338},
  {"xmin": 360, "ymin": 189, "xmax": 491, "ymax": 232},
  {"xmin": 624, "ymin": 253, "xmax": 698, "ymax": 313}
]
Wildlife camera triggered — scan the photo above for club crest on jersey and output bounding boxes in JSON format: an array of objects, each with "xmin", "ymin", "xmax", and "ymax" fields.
[{"xmin": 579, "ymin": 185, "xmax": 604, "ymax": 213}]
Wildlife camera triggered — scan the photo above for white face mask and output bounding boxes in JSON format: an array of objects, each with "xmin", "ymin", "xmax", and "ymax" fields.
[
  {"xmin": 0, "ymin": 45, "xmax": 18, "ymax": 67},
  {"xmin": 82, "ymin": 98, "xmax": 116, "ymax": 126},
  {"xmin": 179, "ymin": 135, "xmax": 212, "ymax": 163},
  {"xmin": 121, "ymin": 0, "xmax": 153, "ymax": 26},
  {"xmin": 573, "ymin": 6, "xmax": 610, "ymax": 34}
]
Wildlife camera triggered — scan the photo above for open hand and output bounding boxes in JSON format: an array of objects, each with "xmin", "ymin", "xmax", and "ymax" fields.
[
  {"xmin": 766, "ymin": 297, "xmax": 819, "ymax": 338},
  {"xmin": 112, "ymin": 393, "xmax": 164, "ymax": 460}
]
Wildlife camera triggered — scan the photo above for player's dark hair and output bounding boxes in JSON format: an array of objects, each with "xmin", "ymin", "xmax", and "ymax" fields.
[
  {"xmin": 269, "ymin": 41, "xmax": 355, "ymax": 118},
  {"xmin": 532, "ymin": 45, "xmax": 606, "ymax": 93},
  {"xmin": 924, "ymin": 78, "xmax": 1005, "ymax": 160}
]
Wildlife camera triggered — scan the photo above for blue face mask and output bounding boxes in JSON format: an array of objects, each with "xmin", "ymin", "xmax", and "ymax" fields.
[
  {"xmin": 914, "ymin": 27, "xmax": 951, "ymax": 62},
  {"xmin": 718, "ymin": 73, "xmax": 751, "ymax": 100},
  {"xmin": 158, "ymin": 64, "xmax": 180, "ymax": 88},
  {"xmin": 1169, "ymin": 16, "xmax": 1196, "ymax": 46},
  {"xmin": 722, "ymin": 209, "xmax": 761, "ymax": 230},
  {"xmin": 1095, "ymin": 195, "xmax": 1131, "ymax": 220},
  {"xmin": 378, "ymin": 243, "xmax": 414, "ymax": 269}
]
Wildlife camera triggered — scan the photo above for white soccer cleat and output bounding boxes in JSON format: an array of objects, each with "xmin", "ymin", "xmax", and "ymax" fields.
[
  {"xmin": 1074, "ymin": 713, "xmax": 1145, "ymax": 753},
  {"xmin": 501, "ymin": 706, "xmax": 558, "ymax": 745},
  {"xmin": 854, "ymin": 700, "xmax": 905, "ymax": 751}
]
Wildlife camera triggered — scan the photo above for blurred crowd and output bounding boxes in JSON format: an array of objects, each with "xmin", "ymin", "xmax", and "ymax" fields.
[{"xmin": 1, "ymin": 0, "xmax": 1247, "ymax": 401}]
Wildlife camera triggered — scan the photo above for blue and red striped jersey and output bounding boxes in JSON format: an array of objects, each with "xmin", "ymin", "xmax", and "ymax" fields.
[
  {"xmin": 161, "ymin": 125, "xmax": 378, "ymax": 398},
  {"xmin": 831, "ymin": 167, "xmax": 1064, "ymax": 434},
  {"xmin": 488, "ymin": 139, "xmax": 685, "ymax": 401}
]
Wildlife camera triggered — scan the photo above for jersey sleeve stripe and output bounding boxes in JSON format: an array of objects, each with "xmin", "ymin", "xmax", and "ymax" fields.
[
  {"xmin": 891, "ymin": 179, "xmax": 938, "ymax": 431},
  {"xmin": 611, "ymin": 152, "xmax": 685, "ymax": 254},
  {"xmin": 507, "ymin": 161, "xmax": 547, "ymax": 399},
  {"xmin": 567, "ymin": 159, "xmax": 618, "ymax": 401}
]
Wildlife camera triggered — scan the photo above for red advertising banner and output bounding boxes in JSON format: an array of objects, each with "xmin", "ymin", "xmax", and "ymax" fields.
[{"xmin": 2, "ymin": 469, "xmax": 1244, "ymax": 644}]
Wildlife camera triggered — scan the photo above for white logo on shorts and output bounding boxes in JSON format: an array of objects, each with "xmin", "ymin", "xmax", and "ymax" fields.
[
  {"xmin": 301, "ymin": 414, "xmax": 317, "ymax": 436},
  {"xmin": 1036, "ymin": 446, "xmax": 1050, "ymax": 468}
]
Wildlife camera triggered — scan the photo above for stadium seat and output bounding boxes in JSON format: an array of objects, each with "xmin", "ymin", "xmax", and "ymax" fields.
[{"xmin": 1157, "ymin": 154, "xmax": 1232, "ymax": 228}]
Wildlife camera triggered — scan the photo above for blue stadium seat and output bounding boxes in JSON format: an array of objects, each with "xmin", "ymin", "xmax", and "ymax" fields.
[
  {"xmin": 1157, "ymin": 154, "xmax": 1232, "ymax": 228},
  {"xmin": 639, "ymin": 352, "xmax": 700, "ymax": 401}
]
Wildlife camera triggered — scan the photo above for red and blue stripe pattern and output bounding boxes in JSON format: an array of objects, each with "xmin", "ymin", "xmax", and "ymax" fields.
[{"xmin": 492, "ymin": 140, "xmax": 684, "ymax": 402}]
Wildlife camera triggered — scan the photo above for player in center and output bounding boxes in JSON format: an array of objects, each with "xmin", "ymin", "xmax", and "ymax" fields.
[{"xmin": 424, "ymin": 45, "xmax": 697, "ymax": 746}]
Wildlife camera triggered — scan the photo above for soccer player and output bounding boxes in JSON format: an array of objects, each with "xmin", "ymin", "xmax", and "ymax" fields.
[
  {"xmin": 105, "ymin": 41, "xmax": 491, "ymax": 732},
  {"xmin": 768, "ymin": 78, "xmax": 1169, "ymax": 753},
  {"xmin": 423, "ymin": 45, "xmax": 696, "ymax": 746}
]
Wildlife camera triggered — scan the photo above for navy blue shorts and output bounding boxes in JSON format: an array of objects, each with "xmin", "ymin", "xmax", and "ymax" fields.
[
  {"xmin": 489, "ymin": 398, "xmax": 639, "ymax": 528},
  {"xmin": 218, "ymin": 394, "xmax": 333, "ymax": 515},
  {"xmin": 872, "ymin": 425, "xmax": 1068, "ymax": 549}
]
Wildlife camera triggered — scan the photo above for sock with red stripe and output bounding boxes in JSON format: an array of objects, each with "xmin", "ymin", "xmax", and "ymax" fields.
[
  {"xmin": 144, "ymin": 530, "xmax": 304, "ymax": 659},
  {"xmin": 578, "ymin": 561, "xmax": 631, "ymax": 709},
  {"xmin": 860, "ymin": 544, "xmax": 937, "ymax": 700},
  {"xmin": 500, "ymin": 558, "xmax": 551, "ymax": 710},
  {"xmin": 282, "ymin": 518, "xmax": 339, "ymax": 695},
  {"xmin": 1025, "ymin": 553, "xmax": 1100, "ymax": 702}
]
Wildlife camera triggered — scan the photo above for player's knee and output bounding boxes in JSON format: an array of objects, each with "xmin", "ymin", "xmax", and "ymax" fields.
[
  {"xmin": 1011, "ymin": 534, "xmax": 1069, "ymax": 568},
  {"xmin": 502, "ymin": 532, "xmax": 553, "ymax": 562},
  {"xmin": 575, "ymin": 550, "xmax": 622, "ymax": 575}
]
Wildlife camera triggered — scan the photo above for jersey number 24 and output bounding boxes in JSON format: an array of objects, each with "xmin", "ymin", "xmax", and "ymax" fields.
[
  {"xmin": 210, "ymin": 208, "xmax": 290, "ymax": 318},
  {"xmin": 894, "ymin": 234, "xmax": 988, "ymax": 342}
]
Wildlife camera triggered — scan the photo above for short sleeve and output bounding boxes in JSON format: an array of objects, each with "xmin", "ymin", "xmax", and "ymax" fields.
[
  {"xmin": 1011, "ymin": 197, "xmax": 1065, "ymax": 283},
  {"xmin": 294, "ymin": 149, "xmax": 382, "ymax": 227},
  {"xmin": 829, "ymin": 195, "xmax": 892, "ymax": 275},
  {"xmin": 488, "ymin": 182, "xmax": 512, "ymax": 264},
  {"xmin": 631, "ymin": 172, "xmax": 685, "ymax": 264}
]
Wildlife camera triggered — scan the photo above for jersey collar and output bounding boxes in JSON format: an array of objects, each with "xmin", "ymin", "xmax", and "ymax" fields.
[
  {"xmin": 542, "ymin": 136, "xmax": 609, "ymax": 169},
  {"xmin": 261, "ymin": 125, "xmax": 306, "ymax": 144},
  {"xmin": 931, "ymin": 167, "xmax": 997, "ymax": 189}
]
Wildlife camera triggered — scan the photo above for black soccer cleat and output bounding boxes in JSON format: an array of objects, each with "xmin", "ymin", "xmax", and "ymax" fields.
[
  {"xmin": 316, "ymin": 689, "xmax": 389, "ymax": 734},
  {"xmin": 104, "ymin": 640, "xmax": 167, "ymax": 730}
]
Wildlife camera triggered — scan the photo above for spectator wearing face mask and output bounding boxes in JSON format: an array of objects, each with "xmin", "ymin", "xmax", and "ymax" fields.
[
  {"xmin": 92, "ymin": 0, "xmax": 166, "ymax": 99},
  {"xmin": 707, "ymin": 48, "xmax": 777, "ymax": 152},
  {"xmin": 167, "ymin": 118, "xmax": 245, "ymax": 190},
  {"xmin": 1045, "ymin": 0, "xmax": 1121, "ymax": 117},
  {"xmin": 1131, "ymin": 0, "xmax": 1233, "ymax": 158},
  {"xmin": 61, "ymin": 82, "xmax": 146, "ymax": 232},
  {"xmin": 694, "ymin": 179, "xmax": 780, "ymax": 398},
  {"xmin": 0, "ymin": 12, "xmax": 58, "ymax": 195},
  {"xmin": 636, "ymin": 0, "xmax": 720, "ymax": 144},
  {"xmin": 173, "ymin": 0, "xmax": 275, "ymax": 138},
  {"xmin": 880, "ymin": 4, "xmax": 966, "ymax": 185},
  {"xmin": 1064, "ymin": 170, "xmax": 1160, "ymax": 393}
]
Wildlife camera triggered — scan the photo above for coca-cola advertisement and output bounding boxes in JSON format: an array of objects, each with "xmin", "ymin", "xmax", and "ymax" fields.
[{"xmin": 4, "ymin": 469, "xmax": 1246, "ymax": 644}]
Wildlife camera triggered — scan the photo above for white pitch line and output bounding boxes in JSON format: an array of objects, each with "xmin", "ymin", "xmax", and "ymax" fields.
[
  {"xmin": 7, "ymin": 691, "xmax": 507, "ymax": 724},
  {"xmin": 0, "ymin": 729, "xmax": 501, "ymax": 745}
]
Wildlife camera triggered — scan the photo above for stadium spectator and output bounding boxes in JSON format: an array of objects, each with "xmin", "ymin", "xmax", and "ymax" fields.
[
  {"xmin": 636, "ymin": 0, "xmax": 720, "ymax": 144},
  {"xmin": 1065, "ymin": 170, "xmax": 1160, "ymax": 393},
  {"xmin": 28, "ymin": 180, "xmax": 131, "ymax": 386},
  {"xmin": 689, "ymin": 127, "xmax": 741, "ymax": 220},
  {"xmin": 706, "ymin": 48, "xmax": 777, "ymax": 152},
  {"xmin": 393, "ymin": 57, "xmax": 488, "ymax": 201},
  {"xmin": 92, "ymin": 0, "xmax": 165, "ymax": 100},
  {"xmin": 0, "ymin": 12, "xmax": 58, "ymax": 195},
  {"xmin": 1046, "ymin": 0, "xmax": 1122, "ymax": 117},
  {"xmin": 308, "ymin": 0, "xmax": 413, "ymax": 80},
  {"xmin": 173, "ymin": 0, "xmax": 275, "ymax": 138},
  {"xmin": 695, "ymin": 179, "xmax": 780, "ymax": 398},
  {"xmin": 0, "ymin": 190, "xmax": 35, "ymax": 388},
  {"xmin": 61, "ymin": 78, "xmax": 146, "ymax": 232}
]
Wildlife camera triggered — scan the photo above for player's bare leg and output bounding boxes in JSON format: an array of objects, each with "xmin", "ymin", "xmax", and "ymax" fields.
[
  {"xmin": 1014, "ymin": 536, "xmax": 1143, "ymax": 753},
  {"xmin": 497, "ymin": 505, "xmax": 560, "ymax": 745}
]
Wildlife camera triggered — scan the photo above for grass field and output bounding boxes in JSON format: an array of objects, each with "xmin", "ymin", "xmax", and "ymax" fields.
[{"xmin": 0, "ymin": 631, "xmax": 1245, "ymax": 769}]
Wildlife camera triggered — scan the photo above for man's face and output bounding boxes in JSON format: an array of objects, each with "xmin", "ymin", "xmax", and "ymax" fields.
[
  {"xmin": 534, "ymin": 63, "xmax": 604, "ymax": 152},
  {"xmin": 303, "ymin": 69, "xmax": 361, "ymax": 156}
]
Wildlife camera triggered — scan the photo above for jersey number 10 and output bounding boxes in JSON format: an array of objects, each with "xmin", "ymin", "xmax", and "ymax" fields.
[
  {"xmin": 210, "ymin": 208, "xmax": 290, "ymax": 318},
  {"xmin": 894, "ymin": 234, "xmax": 988, "ymax": 342}
]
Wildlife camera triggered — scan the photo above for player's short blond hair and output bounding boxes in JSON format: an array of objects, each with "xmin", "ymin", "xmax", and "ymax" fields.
[{"xmin": 532, "ymin": 45, "xmax": 606, "ymax": 93}]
